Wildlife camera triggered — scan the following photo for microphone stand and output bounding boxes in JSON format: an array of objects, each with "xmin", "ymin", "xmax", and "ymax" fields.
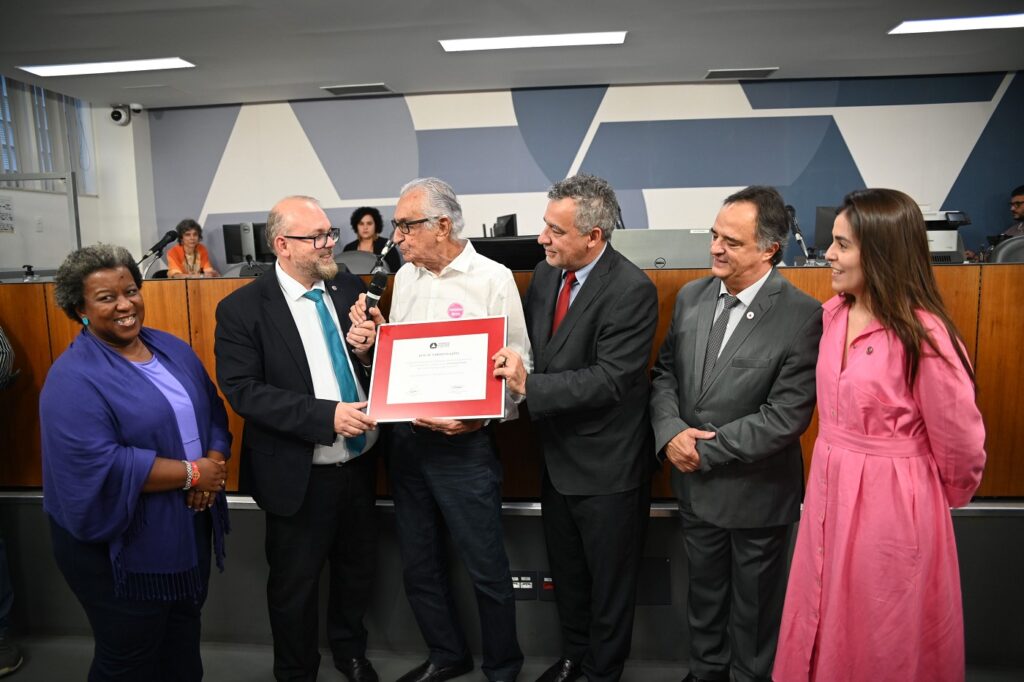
[{"xmin": 139, "ymin": 250, "xmax": 165, "ymax": 278}]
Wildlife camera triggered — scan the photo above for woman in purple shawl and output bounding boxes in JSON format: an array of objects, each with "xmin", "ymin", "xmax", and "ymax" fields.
[{"xmin": 40, "ymin": 244, "xmax": 231, "ymax": 681}]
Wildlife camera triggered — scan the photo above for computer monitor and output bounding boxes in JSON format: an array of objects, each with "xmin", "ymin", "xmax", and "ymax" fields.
[
  {"xmin": 813, "ymin": 207, "xmax": 838, "ymax": 254},
  {"xmin": 613, "ymin": 229, "xmax": 712, "ymax": 269},
  {"xmin": 252, "ymin": 223, "xmax": 276, "ymax": 263},
  {"xmin": 222, "ymin": 222, "xmax": 257, "ymax": 264},
  {"xmin": 493, "ymin": 214, "xmax": 518, "ymax": 238},
  {"xmin": 469, "ymin": 236, "xmax": 544, "ymax": 270}
]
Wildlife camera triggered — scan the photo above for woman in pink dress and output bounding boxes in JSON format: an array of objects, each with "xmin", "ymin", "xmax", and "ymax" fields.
[{"xmin": 773, "ymin": 188, "xmax": 986, "ymax": 682}]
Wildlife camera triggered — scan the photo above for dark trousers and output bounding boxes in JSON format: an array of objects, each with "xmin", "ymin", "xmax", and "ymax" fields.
[
  {"xmin": 542, "ymin": 472, "xmax": 650, "ymax": 682},
  {"xmin": 677, "ymin": 499, "xmax": 791, "ymax": 682},
  {"xmin": 49, "ymin": 511, "xmax": 212, "ymax": 682},
  {"xmin": 264, "ymin": 454, "xmax": 378, "ymax": 682},
  {"xmin": 390, "ymin": 424, "xmax": 523, "ymax": 682}
]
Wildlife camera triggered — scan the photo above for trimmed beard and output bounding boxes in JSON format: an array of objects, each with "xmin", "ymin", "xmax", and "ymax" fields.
[{"xmin": 300, "ymin": 255, "xmax": 338, "ymax": 282}]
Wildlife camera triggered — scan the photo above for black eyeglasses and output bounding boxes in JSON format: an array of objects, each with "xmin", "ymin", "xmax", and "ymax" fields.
[
  {"xmin": 390, "ymin": 216, "xmax": 442, "ymax": 234},
  {"xmin": 282, "ymin": 227, "xmax": 340, "ymax": 249},
  {"xmin": 1011, "ymin": 201, "xmax": 1024, "ymax": 208}
]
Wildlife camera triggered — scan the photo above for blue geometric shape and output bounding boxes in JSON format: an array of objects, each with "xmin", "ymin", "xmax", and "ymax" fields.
[
  {"xmin": 942, "ymin": 73, "xmax": 1024, "ymax": 253},
  {"xmin": 775, "ymin": 120, "xmax": 866, "ymax": 264},
  {"xmin": 616, "ymin": 189, "xmax": 649, "ymax": 230},
  {"xmin": 149, "ymin": 104, "xmax": 241, "ymax": 242},
  {"xmin": 742, "ymin": 73, "xmax": 1005, "ymax": 109},
  {"xmin": 580, "ymin": 117, "xmax": 833, "ymax": 190},
  {"xmin": 416, "ymin": 127, "xmax": 552, "ymax": 194},
  {"xmin": 512, "ymin": 86, "xmax": 607, "ymax": 183},
  {"xmin": 290, "ymin": 97, "xmax": 418, "ymax": 199}
]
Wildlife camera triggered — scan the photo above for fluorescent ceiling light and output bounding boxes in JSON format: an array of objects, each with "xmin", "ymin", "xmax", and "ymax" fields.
[
  {"xmin": 18, "ymin": 57, "xmax": 195, "ymax": 77},
  {"xmin": 890, "ymin": 13, "xmax": 1024, "ymax": 34},
  {"xmin": 440, "ymin": 31, "xmax": 626, "ymax": 52}
]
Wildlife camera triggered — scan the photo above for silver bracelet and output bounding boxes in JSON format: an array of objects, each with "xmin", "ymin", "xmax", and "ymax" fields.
[{"xmin": 182, "ymin": 459, "xmax": 194, "ymax": 490}]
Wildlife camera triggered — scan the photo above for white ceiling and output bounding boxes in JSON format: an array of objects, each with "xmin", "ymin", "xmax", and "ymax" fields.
[{"xmin": 2, "ymin": 0, "xmax": 1023, "ymax": 110}]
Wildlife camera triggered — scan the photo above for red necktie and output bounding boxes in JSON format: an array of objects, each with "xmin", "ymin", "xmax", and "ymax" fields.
[{"xmin": 551, "ymin": 271, "xmax": 577, "ymax": 336}]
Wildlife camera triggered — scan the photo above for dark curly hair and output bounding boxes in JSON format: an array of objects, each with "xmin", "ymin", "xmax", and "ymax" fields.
[
  {"xmin": 349, "ymin": 207, "xmax": 383, "ymax": 235},
  {"xmin": 54, "ymin": 244, "xmax": 143, "ymax": 324},
  {"xmin": 175, "ymin": 218, "xmax": 203, "ymax": 244}
]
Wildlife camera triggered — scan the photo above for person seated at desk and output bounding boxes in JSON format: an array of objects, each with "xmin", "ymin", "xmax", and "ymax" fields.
[
  {"xmin": 166, "ymin": 219, "xmax": 221, "ymax": 278},
  {"xmin": 1005, "ymin": 184, "xmax": 1024, "ymax": 237},
  {"xmin": 342, "ymin": 207, "xmax": 402, "ymax": 272}
]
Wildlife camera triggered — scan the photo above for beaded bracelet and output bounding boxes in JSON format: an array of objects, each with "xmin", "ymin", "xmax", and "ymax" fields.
[{"xmin": 182, "ymin": 459, "xmax": 194, "ymax": 490}]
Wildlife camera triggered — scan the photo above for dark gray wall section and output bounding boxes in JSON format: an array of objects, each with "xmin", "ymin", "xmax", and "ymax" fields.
[
  {"xmin": 4, "ymin": 499, "xmax": 1021, "ymax": 668},
  {"xmin": 581, "ymin": 117, "xmax": 833, "ymax": 190},
  {"xmin": 290, "ymin": 97, "xmax": 418, "ymax": 200},
  {"xmin": 942, "ymin": 73, "xmax": 1024, "ymax": 251},
  {"xmin": 741, "ymin": 73, "xmax": 1006, "ymax": 109},
  {"xmin": 512, "ymin": 86, "xmax": 607, "ymax": 183},
  {"xmin": 148, "ymin": 105, "xmax": 241, "ymax": 234},
  {"xmin": 415, "ymin": 127, "xmax": 551, "ymax": 194}
]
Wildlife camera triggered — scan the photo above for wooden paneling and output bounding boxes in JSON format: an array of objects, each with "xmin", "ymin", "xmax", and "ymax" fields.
[
  {"xmin": 0, "ymin": 284, "xmax": 51, "ymax": 486},
  {"xmin": 973, "ymin": 265, "xmax": 1024, "ymax": 496},
  {"xmin": 2, "ymin": 265, "xmax": 1022, "ymax": 498}
]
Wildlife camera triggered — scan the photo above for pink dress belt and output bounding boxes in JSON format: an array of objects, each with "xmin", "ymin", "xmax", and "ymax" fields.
[{"xmin": 818, "ymin": 422, "xmax": 931, "ymax": 457}]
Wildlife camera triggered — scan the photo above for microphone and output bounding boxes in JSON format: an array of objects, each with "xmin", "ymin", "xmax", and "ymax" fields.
[
  {"xmin": 364, "ymin": 238, "xmax": 395, "ymax": 315},
  {"xmin": 139, "ymin": 230, "xmax": 179, "ymax": 263},
  {"xmin": 785, "ymin": 205, "xmax": 809, "ymax": 260}
]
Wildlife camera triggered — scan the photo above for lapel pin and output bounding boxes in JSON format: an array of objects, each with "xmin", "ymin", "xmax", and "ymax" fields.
[
  {"xmin": 746, "ymin": 311, "xmax": 754, "ymax": 320},
  {"xmin": 331, "ymin": 285, "xmax": 337, "ymax": 291}
]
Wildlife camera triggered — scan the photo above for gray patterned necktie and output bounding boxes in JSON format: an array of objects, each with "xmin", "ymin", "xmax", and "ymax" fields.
[{"xmin": 702, "ymin": 294, "xmax": 740, "ymax": 390}]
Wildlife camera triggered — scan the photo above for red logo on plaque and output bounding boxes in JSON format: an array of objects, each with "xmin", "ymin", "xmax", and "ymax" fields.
[{"xmin": 447, "ymin": 302, "xmax": 464, "ymax": 319}]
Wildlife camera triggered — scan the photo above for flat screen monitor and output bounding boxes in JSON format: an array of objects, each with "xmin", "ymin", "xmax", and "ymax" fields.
[
  {"xmin": 222, "ymin": 223, "xmax": 257, "ymax": 264},
  {"xmin": 252, "ymin": 223, "xmax": 275, "ymax": 263},
  {"xmin": 493, "ymin": 214, "xmax": 518, "ymax": 238},
  {"xmin": 469, "ymin": 236, "xmax": 544, "ymax": 271},
  {"xmin": 813, "ymin": 206, "xmax": 838, "ymax": 253},
  {"xmin": 613, "ymin": 228, "xmax": 712, "ymax": 269}
]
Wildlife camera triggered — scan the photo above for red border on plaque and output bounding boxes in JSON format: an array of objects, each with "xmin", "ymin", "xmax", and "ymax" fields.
[{"xmin": 367, "ymin": 316, "xmax": 507, "ymax": 421}]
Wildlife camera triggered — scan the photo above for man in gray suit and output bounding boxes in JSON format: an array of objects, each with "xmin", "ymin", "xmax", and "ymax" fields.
[
  {"xmin": 650, "ymin": 186, "xmax": 822, "ymax": 682},
  {"xmin": 494, "ymin": 173, "xmax": 657, "ymax": 682}
]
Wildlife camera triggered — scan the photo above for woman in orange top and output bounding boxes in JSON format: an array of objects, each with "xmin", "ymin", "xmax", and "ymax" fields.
[{"xmin": 166, "ymin": 219, "xmax": 220, "ymax": 278}]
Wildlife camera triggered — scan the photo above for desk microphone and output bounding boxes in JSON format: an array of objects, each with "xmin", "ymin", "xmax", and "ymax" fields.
[
  {"xmin": 139, "ymin": 230, "xmax": 179, "ymax": 263},
  {"xmin": 786, "ymin": 205, "xmax": 809, "ymax": 260}
]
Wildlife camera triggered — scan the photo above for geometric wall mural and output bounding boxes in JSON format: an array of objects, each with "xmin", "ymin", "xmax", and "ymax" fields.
[{"xmin": 148, "ymin": 72, "xmax": 1021, "ymax": 270}]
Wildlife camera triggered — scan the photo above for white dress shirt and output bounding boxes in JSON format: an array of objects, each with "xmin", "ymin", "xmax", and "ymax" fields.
[
  {"xmin": 276, "ymin": 263, "xmax": 378, "ymax": 464},
  {"xmin": 712, "ymin": 266, "xmax": 773, "ymax": 359},
  {"xmin": 389, "ymin": 240, "xmax": 533, "ymax": 418}
]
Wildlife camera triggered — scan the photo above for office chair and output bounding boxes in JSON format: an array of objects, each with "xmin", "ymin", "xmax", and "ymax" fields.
[
  {"xmin": 335, "ymin": 250, "xmax": 382, "ymax": 275},
  {"xmin": 990, "ymin": 236, "xmax": 1024, "ymax": 263}
]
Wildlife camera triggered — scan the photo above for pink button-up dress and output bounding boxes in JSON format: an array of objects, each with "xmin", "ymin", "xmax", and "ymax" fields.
[{"xmin": 773, "ymin": 295, "xmax": 986, "ymax": 682}]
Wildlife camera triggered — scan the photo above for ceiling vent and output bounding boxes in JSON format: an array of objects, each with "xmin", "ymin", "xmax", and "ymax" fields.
[
  {"xmin": 704, "ymin": 67, "xmax": 778, "ymax": 80},
  {"xmin": 320, "ymin": 83, "xmax": 394, "ymax": 97}
]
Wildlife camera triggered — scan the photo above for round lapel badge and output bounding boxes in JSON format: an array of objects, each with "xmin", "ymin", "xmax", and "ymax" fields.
[
  {"xmin": 447, "ymin": 302, "xmax": 464, "ymax": 319},
  {"xmin": 746, "ymin": 311, "xmax": 754, "ymax": 320}
]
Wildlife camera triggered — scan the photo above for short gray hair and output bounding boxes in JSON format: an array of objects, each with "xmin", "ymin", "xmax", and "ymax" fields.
[
  {"xmin": 547, "ymin": 173, "xmax": 621, "ymax": 241},
  {"xmin": 266, "ymin": 195, "xmax": 321, "ymax": 253},
  {"xmin": 399, "ymin": 177, "xmax": 465, "ymax": 237},
  {"xmin": 54, "ymin": 244, "xmax": 142, "ymax": 323}
]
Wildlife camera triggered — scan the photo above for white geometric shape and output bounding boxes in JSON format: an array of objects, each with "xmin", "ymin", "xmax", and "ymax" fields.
[
  {"xmin": 597, "ymin": 83, "xmax": 755, "ymax": 122},
  {"xmin": 405, "ymin": 91, "xmax": 518, "ymax": 130},
  {"xmin": 643, "ymin": 187, "xmax": 746, "ymax": 230},
  {"xmin": 199, "ymin": 102, "xmax": 341, "ymax": 221}
]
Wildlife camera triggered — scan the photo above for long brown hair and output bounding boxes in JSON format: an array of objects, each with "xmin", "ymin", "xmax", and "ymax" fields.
[{"xmin": 839, "ymin": 188, "xmax": 974, "ymax": 389}]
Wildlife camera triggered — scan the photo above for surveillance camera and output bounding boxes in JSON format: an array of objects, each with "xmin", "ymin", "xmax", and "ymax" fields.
[
  {"xmin": 110, "ymin": 105, "xmax": 131, "ymax": 126},
  {"xmin": 129, "ymin": 103, "xmax": 144, "ymax": 114}
]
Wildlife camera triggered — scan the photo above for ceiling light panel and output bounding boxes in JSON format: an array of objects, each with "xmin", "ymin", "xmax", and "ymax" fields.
[
  {"xmin": 890, "ymin": 13, "xmax": 1024, "ymax": 34},
  {"xmin": 440, "ymin": 31, "xmax": 627, "ymax": 52},
  {"xmin": 18, "ymin": 57, "xmax": 195, "ymax": 77}
]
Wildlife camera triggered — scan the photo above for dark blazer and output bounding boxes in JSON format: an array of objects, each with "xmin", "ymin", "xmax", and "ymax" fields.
[
  {"xmin": 214, "ymin": 269, "xmax": 368, "ymax": 516},
  {"xmin": 524, "ymin": 244, "xmax": 658, "ymax": 496},
  {"xmin": 650, "ymin": 269, "xmax": 822, "ymax": 528}
]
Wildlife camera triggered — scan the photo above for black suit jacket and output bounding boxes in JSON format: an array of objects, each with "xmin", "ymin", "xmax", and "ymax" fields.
[
  {"xmin": 524, "ymin": 244, "xmax": 658, "ymax": 496},
  {"xmin": 650, "ymin": 270, "xmax": 822, "ymax": 528},
  {"xmin": 214, "ymin": 269, "xmax": 368, "ymax": 516}
]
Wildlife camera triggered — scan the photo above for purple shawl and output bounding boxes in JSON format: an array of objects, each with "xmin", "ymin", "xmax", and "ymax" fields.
[{"xmin": 41, "ymin": 327, "xmax": 231, "ymax": 600}]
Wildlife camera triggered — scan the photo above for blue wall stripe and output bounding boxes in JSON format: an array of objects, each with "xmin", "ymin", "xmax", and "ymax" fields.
[
  {"xmin": 416, "ymin": 127, "xmax": 552, "ymax": 194},
  {"xmin": 742, "ymin": 73, "xmax": 1005, "ymax": 109},
  {"xmin": 512, "ymin": 86, "xmax": 607, "ymax": 183}
]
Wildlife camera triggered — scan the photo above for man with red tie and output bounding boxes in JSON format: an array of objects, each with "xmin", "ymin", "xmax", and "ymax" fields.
[{"xmin": 494, "ymin": 173, "xmax": 658, "ymax": 682}]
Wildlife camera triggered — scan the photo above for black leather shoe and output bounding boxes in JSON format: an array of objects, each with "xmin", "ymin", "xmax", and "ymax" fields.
[
  {"xmin": 536, "ymin": 658, "xmax": 582, "ymax": 682},
  {"xmin": 335, "ymin": 657, "xmax": 379, "ymax": 682},
  {"xmin": 396, "ymin": 657, "xmax": 474, "ymax": 682}
]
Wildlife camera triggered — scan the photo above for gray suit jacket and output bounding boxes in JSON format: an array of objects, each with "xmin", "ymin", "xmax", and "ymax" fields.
[
  {"xmin": 524, "ymin": 244, "xmax": 658, "ymax": 495},
  {"xmin": 650, "ymin": 269, "xmax": 822, "ymax": 528}
]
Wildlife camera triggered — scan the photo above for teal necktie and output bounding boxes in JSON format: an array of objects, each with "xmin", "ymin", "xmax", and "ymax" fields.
[{"xmin": 302, "ymin": 289, "xmax": 366, "ymax": 454}]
